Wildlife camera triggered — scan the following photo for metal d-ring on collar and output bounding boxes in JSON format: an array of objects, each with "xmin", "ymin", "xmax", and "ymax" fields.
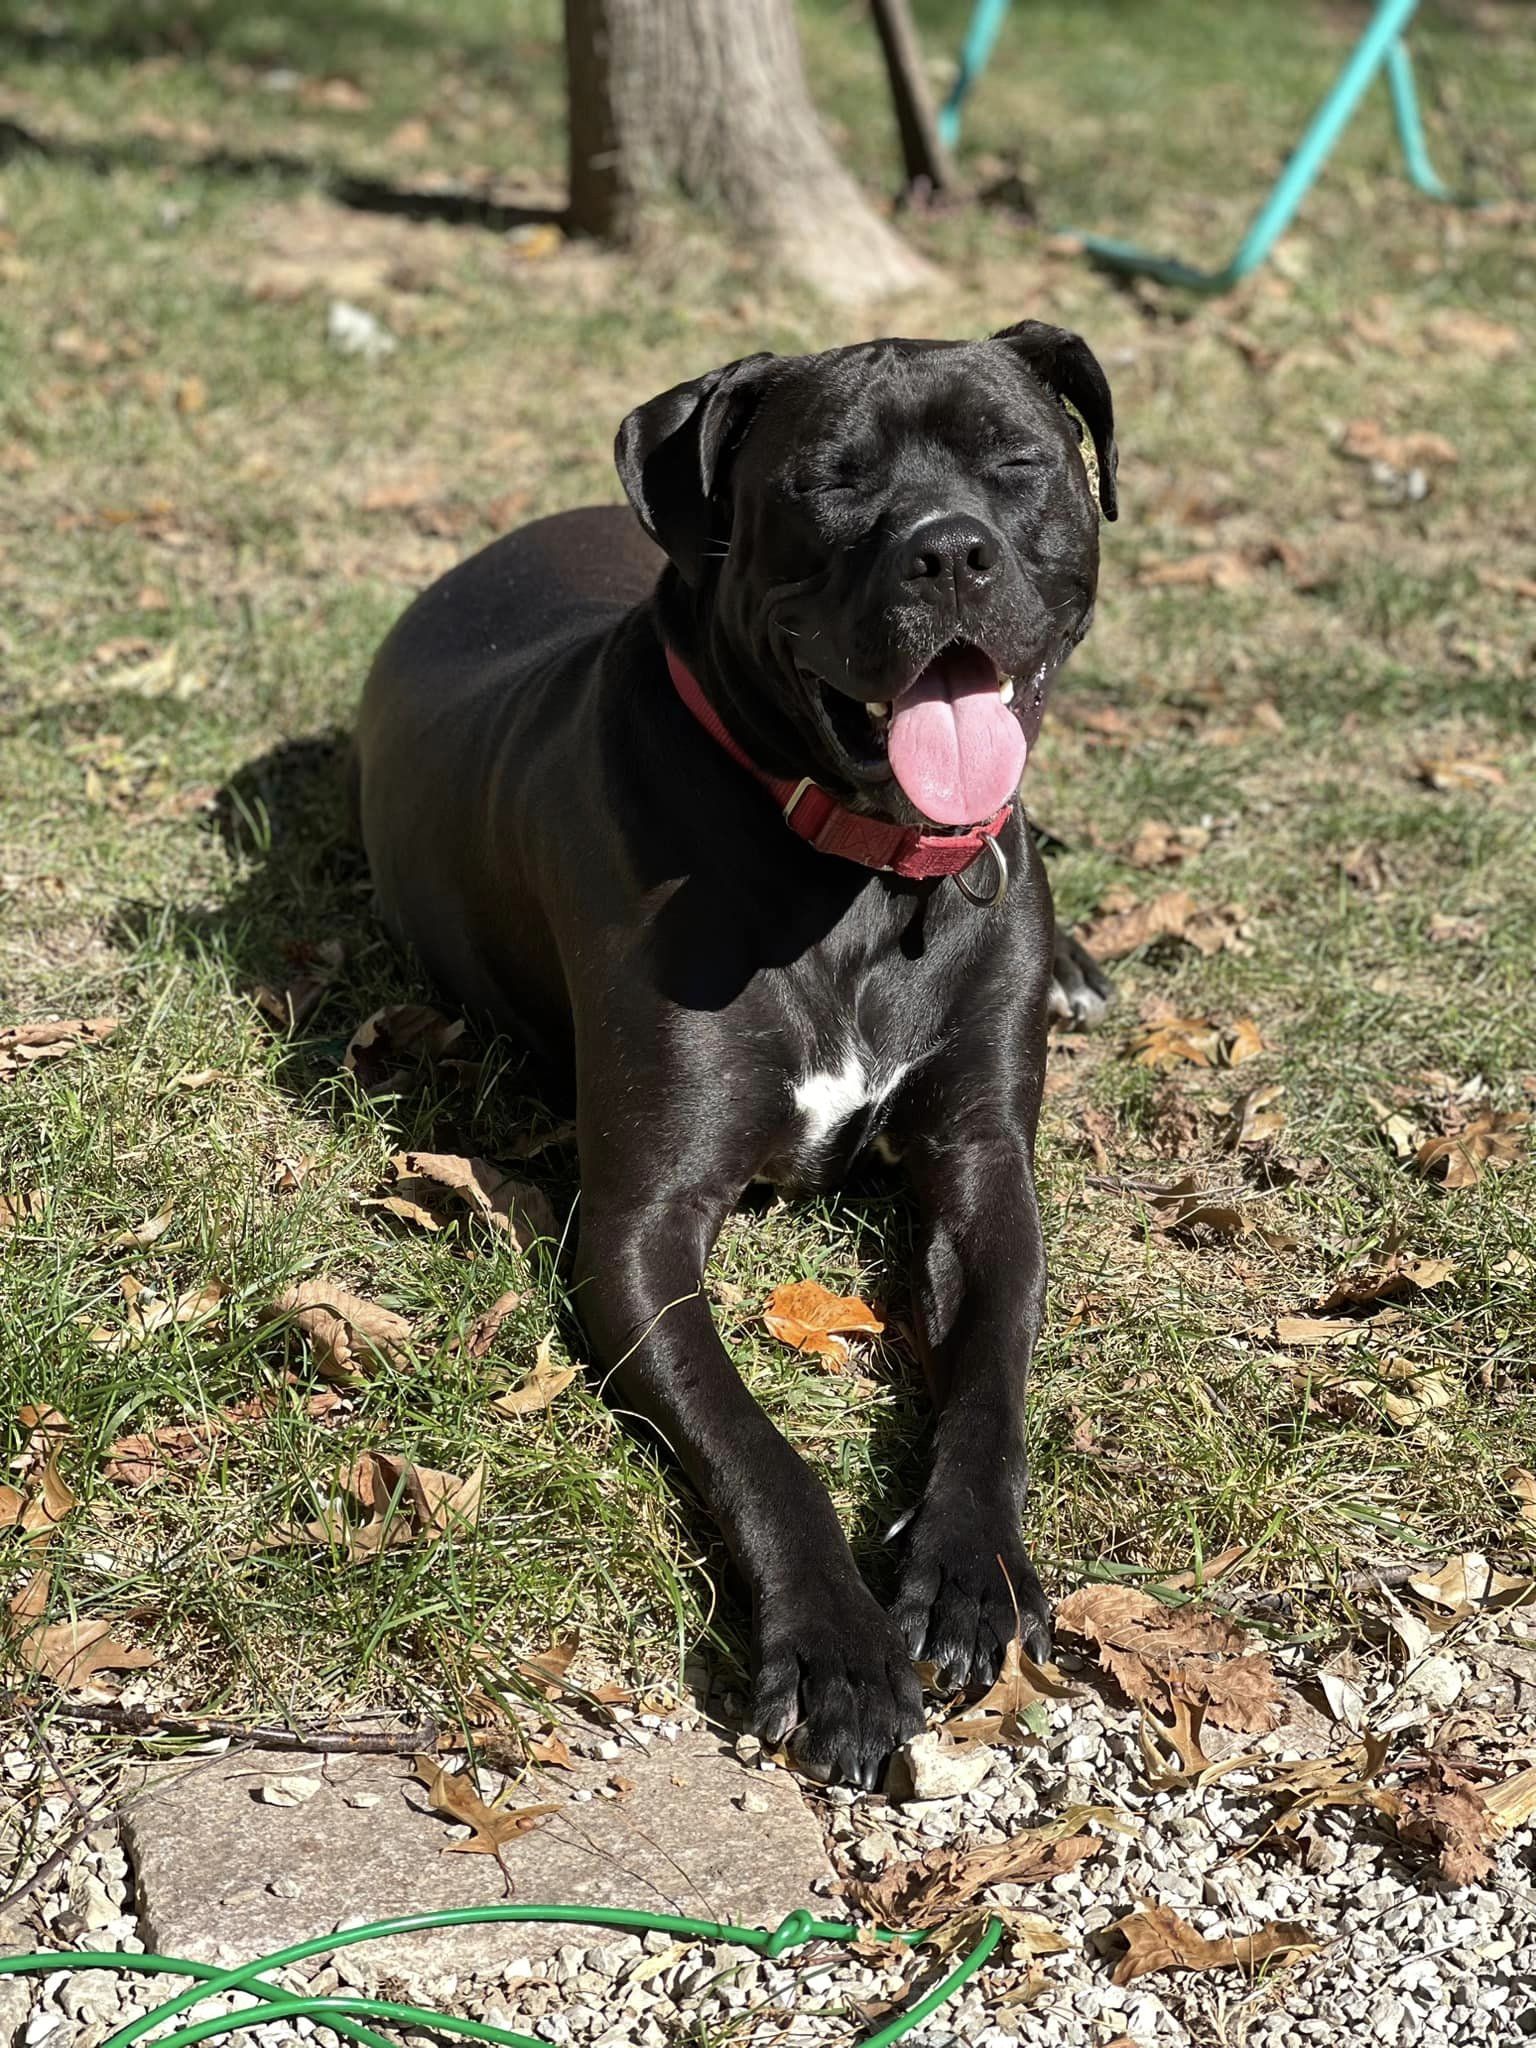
[{"xmin": 952, "ymin": 833, "xmax": 1008, "ymax": 908}]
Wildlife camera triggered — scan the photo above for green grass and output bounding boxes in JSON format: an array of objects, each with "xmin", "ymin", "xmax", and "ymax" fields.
[{"xmin": 2, "ymin": 0, "xmax": 1534, "ymax": 1722}]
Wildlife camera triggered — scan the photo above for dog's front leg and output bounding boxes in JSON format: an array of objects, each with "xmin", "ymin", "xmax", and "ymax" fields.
[
  {"xmin": 889, "ymin": 1120, "xmax": 1053, "ymax": 1689},
  {"xmin": 575, "ymin": 1182, "xmax": 923, "ymax": 1786}
]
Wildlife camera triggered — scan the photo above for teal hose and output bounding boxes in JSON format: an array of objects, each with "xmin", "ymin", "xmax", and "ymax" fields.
[{"xmin": 0, "ymin": 1904, "xmax": 1004, "ymax": 2048}]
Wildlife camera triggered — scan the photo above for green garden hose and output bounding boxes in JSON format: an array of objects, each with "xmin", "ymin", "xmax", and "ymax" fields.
[{"xmin": 0, "ymin": 1903, "xmax": 1004, "ymax": 2048}]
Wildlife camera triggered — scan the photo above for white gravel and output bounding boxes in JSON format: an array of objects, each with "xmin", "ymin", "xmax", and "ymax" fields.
[{"xmin": 3, "ymin": 1609, "xmax": 1534, "ymax": 2047}]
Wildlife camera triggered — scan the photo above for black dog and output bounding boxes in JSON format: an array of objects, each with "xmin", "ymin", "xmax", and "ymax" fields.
[{"xmin": 354, "ymin": 322, "xmax": 1117, "ymax": 1787}]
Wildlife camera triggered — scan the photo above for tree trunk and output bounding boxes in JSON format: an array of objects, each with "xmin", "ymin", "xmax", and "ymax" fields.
[
  {"xmin": 870, "ymin": 0, "xmax": 953, "ymax": 198},
  {"xmin": 565, "ymin": 0, "xmax": 935, "ymax": 303}
]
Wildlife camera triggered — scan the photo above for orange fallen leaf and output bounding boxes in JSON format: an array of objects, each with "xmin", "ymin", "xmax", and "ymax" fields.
[
  {"xmin": 1130, "ymin": 1017, "xmax": 1222, "ymax": 1069},
  {"xmin": 762, "ymin": 1279, "xmax": 884, "ymax": 1365}
]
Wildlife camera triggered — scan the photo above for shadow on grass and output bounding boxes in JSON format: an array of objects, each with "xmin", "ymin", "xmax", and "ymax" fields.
[
  {"xmin": 164, "ymin": 726, "xmax": 939, "ymax": 1659},
  {"xmin": 0, "ymin": 116, "xmax": 566, "ymax": 231}
]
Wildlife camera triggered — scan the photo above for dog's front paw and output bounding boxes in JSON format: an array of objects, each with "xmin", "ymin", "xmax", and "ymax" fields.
[
  {"xmin": 890, "ymin": 1511, "xmax": 1050, "ymax": 1691},
  {"xmin": 1048, "ymin": 924, "xmax": 1114, "ymax": 1028},
  {"xmin": 751, "ymin": 1579, "xmax": 925, "ymax": 1790}
]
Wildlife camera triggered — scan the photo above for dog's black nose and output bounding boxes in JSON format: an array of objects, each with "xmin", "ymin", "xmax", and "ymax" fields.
[{"xmin": 901, "ymin": 514, "xmax": 1000, "ymax": 596}]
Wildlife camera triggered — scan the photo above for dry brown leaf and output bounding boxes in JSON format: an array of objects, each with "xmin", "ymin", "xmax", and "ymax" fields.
[
  {"xmin": 1427, "ymin": 912, "xmax": 1488, "ymax": 946},
  {"xmin": 1146, "ymin": 1175, "xmax": 1247, "ymax": 1239},
  {"xmin": 1338, "ymin": 419, "xmax": 1459, "ymax": 469},
  {"xmin": 1315, "ymin": 1252, "xmax": 1457, "ymax": 1315},
  {"xmin": 263, "ymin": 1279, "xmax": 413, "ymax": 1384},
  {"xmin": 1125, "ymin": 820, "xmax": 1210, "ymax": 869},
  {"xmin": 1223, "ymin": 1017, "xmax": 1267, "ymax": 1067},
  {"xmin": 517, "ymin": 1636, "xmax": 581, "ymax": 1698},
  {"xmin": 848, "ymin": 1816, "xmax": 1109, "ymax": 1929},
  {"xmin": 0, "ymin": 1189, "xmax": 45, "ymax": 1232},
  {"xmin": 1397, "ymin": 1761, "xmax": 1499, "ymax": 1884},
  {"xmin": 14, "ymin": 1619, "xmax": 158, "ymax": 1691},
  {"xmin": 1503, "ymin": 1467, "xmax": 1536, "ymax": 1531},
  {"xmin": 1274, "ymin": 1315, "xmax": 1372, "ymax": 1347},
  {"xmin": 343, "ymin": 1004, "xmax": 467, "ymax": 1092},
  {"xmin": 1423, "ymin": 309, "xmax": 1519, "ymax": 360},
  {"xmin": 100, "ymin": 1201, "xmax": 175, "ymax": 1251},
  {"xmin": 266, "ymin": 1450, "xmax": 483, "ymax": 1561},
  {"xmin": 1228, "ymin": 1084, "xmax": 1286, "ymax": 1150},
  {"xmin": 1483, "ymin": 1765, "xmax": 1536, "ymax": 1834},
  {"xmin": 1407, "ymin": 1553, "xmax": 1530, "ymax": 1613},
  {"xmin": 1079, "ymin": 890, "xmax": 1197, "ymax": 961},
  {"xmin": 945, "ymin": 1636, "xmax": 1078, "ymax": 1748},
  {"xmin": 529, "ymin": 1730, "xmax": 575, "ymax": 1770},
  {"xmin": 1129, "ymin": 1017, "xmax": 1222, "ymax": 1070},
  {"xmin": 1109, "ymin": 1902, "xmax": 1317, "ymax": 1985},
  {"xmin": 762, "ymin": 1280, "xmax": 884, "ymax": 1365},
  {"xmin": 252, "ymin": 939, "xmax": 345, "ymax": 1033},
  {"xmin": 372, "ymin": 1152, "xmax": 557, "ymax": 1252},
  {"xmin": 412, "ymin": 1753, "xmax": 557, "ymax": 1859},
  {"xmin": 490, "ymin": 1332, "xmax": 578, "ymax": 1418},
  {"xmin": 1477, "ymin": 569, "xmax": 1536, "ymax": 602},
  {"xmin": 0, "ymin": 1017, "xmax": 119, "ymax": 1080},
  {"xmin": 1137, "ymin": 550, "xmax": 1257, "ymax": 591},
  {"xmin": 1413, "ymin": 1112, "xmax": 1528, "ymax": 1190},
  {"xmin": 1054, "ymin": 1585, "xmax": 1280, "ymax": 1732},
  {"xmin": 103, "ymin": 1423, "xmax": 217, "ymax": 1489},
  {"xmin": 459, "ymin": 1289, "xmax": 523, "ymax": 1360},
  {"xmin": 1136, "ymin": 1698, "xmax": 1224, "ymax": 1786},
  {"xmin": 1287, "ymin": 1352, "xmax": 1452, "ymax": 1433},
  {"xmin": 1414, "ymin": 756, "xmax": 1506, "ymax": 794},
  {"xmin": 0, "ymin": 1451, "xmax": 77, "ymax": 1544},
  {"xmin": 84, "ymin": 1276, "xmax": 226, "ymax": 1355}
]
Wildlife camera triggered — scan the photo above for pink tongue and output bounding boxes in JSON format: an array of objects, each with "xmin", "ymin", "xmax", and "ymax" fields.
[{"xmin": 887, "ymin": 647, "xmax": 1027, "ymax": 826}]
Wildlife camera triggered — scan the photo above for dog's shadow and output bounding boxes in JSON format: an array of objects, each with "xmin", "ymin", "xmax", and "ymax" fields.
[{"xmin": 172, "ymin": 731, "xmax": 937, "ymax": 1641}]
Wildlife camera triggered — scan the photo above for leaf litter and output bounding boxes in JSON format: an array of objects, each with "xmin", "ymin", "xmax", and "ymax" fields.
[
  {"xmin": 366, "ymin": 1151, "xmax": 557, "ymax": 1252},
  {"xmin": 1054, "ymin": 1586, "xmax": 1281, "ymax": 1732}
]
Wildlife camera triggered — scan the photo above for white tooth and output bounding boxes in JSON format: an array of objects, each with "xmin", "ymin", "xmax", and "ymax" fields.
[
  {"xmin": 867, "ymin": 701, "xmax": 889, "ymax": 720},
  {"xmin": 999, "ymin": 678, "xmax": 1015, "ymax": 705}
]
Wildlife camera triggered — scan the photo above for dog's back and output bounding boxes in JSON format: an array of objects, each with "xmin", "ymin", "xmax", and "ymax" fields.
[{"xmin": 353, "ymin": 504, "xmax": 663, "ymax": 1053}]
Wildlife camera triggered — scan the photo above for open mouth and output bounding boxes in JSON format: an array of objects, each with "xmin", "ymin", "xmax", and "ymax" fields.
[{"xmin": 803, "ymin": 642, "xmax": 1030, "ymax": 828}]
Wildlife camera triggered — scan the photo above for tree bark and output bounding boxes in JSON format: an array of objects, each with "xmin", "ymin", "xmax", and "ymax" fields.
[{"xmin": 565, "ymin": 0, "xmax": 935, "ymax": 303}]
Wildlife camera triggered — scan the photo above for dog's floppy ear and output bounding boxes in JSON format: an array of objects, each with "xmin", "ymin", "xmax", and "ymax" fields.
[
  {"xmin": 614, "ymin": 352, "xmax": 777, "ymax": 584},
  {"xmin": 991, "ymin": 321, "xmax": 1118, "ymax": 521}
]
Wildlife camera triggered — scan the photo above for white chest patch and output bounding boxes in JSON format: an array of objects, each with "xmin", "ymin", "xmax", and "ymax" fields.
[{"xmin": 792, "ymin": 1049, "xmax": 906, "ymax": 1151}]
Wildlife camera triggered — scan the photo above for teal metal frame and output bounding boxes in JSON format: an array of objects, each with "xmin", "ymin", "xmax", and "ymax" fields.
[{"xmin": 938, "ymin": 0, "xmax": 1459, "ymax": 289}]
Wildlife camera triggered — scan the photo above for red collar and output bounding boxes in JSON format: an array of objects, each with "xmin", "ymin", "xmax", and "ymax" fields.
[{"xmin": 664, "ymin": 647, "xmax": 1013, "ymax": 881}]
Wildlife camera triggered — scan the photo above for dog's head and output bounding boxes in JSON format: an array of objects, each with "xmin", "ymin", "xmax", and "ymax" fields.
[{"xmin": 616, "ymin": 324, "xmax": 1116, "ymax": 829}]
